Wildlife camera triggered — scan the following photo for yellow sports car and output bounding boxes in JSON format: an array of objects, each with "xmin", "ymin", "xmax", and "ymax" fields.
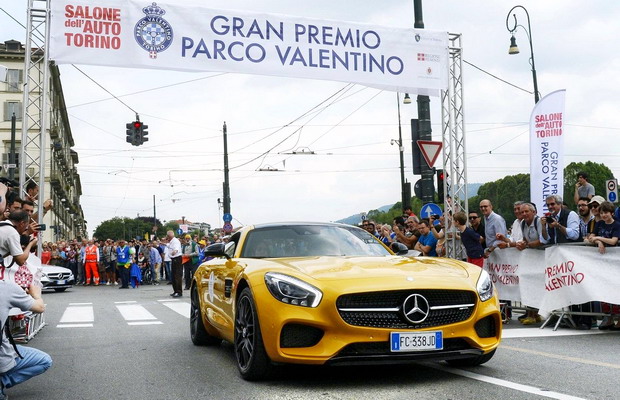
[{"xmin": 190, "ymin": 222, "xmax": 501, "ymax": 380}]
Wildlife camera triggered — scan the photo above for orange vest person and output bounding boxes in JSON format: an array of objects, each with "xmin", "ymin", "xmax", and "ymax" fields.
[{"xmin": 84, "ymin": 241, "xmax": 100, "ymax": 286}]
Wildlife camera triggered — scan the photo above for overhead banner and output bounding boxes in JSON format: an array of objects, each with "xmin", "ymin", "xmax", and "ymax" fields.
[
  {"xmin": 49, "ymin": 0, "xmax": 449, "ymax": 95},
  {"xmin": 530, "ymin": 90, "xmax": 566, "ymax": 215}
]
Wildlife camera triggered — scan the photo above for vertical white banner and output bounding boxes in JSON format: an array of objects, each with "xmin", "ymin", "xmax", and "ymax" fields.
[{"xmin": 529, "ymin": 90, "xmax": 566, "ymax": 215}]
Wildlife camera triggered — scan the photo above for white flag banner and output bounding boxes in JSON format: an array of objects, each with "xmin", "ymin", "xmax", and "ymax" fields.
[
  {"xmin": 49, "ymin": 0, "xmax": 449, "ymax": 95},
  {"xmin": 530, "ymin": 90, "xmax": 566, "ymax": 215},
  {"xmin": 538, "ymin": 245, "xmax": 620, "ymax": 316}
]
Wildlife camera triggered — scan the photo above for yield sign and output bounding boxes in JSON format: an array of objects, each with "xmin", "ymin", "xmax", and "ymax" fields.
[{"xmin": 417, "ymin": 140, "xmax": 443, "ymax": 168}]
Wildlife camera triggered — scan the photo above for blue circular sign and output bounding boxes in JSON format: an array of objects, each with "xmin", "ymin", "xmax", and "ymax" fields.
[
  {"xmin": 420, "ymin": 203, "xmax": 443, "ymax": 220},
  {"xmin": 223, "ymin": 213, "xmax": 233, "ymax": 222},
  {"xmin": 609, "ymin": 192, "xmax": 617, "ymax": 202},
  {"xmin": 176, "ymin": 228, "xmax": 183, "ymax": 235},
  {"xmin": 223, "ymin": 222, "xmax": 233, "ymax": 233}
]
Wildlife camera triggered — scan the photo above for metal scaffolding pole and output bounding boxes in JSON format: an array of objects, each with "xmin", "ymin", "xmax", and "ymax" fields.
[
  {"xmin": 19, "ymin": 0, "xmax": 50, "ymax": 252},
  {"xmin": 440, "ymin": 33, "xmax": 468, "ymax": 260}
]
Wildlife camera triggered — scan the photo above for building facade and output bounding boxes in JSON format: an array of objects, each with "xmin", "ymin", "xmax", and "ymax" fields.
[{"xmin": 0, "ymin": 39, "xmax": 87, "ymax": 240}]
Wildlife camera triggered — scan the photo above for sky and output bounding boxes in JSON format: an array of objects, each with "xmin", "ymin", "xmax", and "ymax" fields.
[{"xmin": 2, "ymin": 0, "xmax": 620, "ymax": 236}]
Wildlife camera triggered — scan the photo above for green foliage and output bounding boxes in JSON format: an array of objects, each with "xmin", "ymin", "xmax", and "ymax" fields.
[
  {"xmin": 470, "ymin": 173, "xmax": 530, "ymax": 223},
  {"xmin": 563, "ymin": 161, "xmax": 614, "ymax": 209},
  {"xmin": 93, "ymin": 217, "xmax": 163, "ymax": 241}
]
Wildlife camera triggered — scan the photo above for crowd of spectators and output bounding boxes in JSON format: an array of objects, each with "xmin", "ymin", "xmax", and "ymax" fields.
[{"xmin": 359, "ymin": 171, "xmax": 620, "ymax": 330}]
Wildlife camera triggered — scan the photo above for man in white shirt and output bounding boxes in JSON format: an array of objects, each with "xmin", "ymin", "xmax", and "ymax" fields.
[{"xmin": 166, "ymin": 230, "xmax": 183, "ymax": 297}]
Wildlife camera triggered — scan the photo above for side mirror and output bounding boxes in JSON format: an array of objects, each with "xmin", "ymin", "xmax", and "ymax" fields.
[
  {"xmin": 204, "ymin": 243, "xmax": 230, "ymax": 259},
  {"xmin": 390, "ymin": 242, "xmax": 409, "ymax": 255}
]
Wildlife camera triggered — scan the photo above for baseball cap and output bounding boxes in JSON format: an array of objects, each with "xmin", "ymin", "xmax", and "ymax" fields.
[
  {"xmin": 184, "ymin": 234, "xmax": 191, "ymax": 239},
  {"xmin": 198, "ymin": 240, "xmax": 206, "ymax": 245},
  {"xmin": 588, "ymin": 195, "xmax": 605, "ymax": 205}
]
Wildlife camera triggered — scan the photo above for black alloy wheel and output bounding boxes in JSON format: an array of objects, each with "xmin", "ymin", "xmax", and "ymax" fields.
[{"xmin": 234, "ymin": 288, "xmax": 272, "ymax": 380}]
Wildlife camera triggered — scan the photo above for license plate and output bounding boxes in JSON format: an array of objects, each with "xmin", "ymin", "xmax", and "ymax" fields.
[
  {"xmin": 390, "ymin": 331, "xmax": 443, "ymax": 352},
  {"xmin": 56, "ymin": 280, "xmax": 66, "ymax": 285}
]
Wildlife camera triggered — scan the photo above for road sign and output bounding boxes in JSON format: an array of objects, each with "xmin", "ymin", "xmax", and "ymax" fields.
[
  {"xmin": 223, "ymin": 213, "xmax": 232, "ymax": 222},
  {"xmin": 420, "ymin": 203, "xmax": 442, "ymax": 220},
  {"xmin": 607, "ymin": 179, "xmax": 618, "ymax": 203},
  {"xmin": 360, "ymin": 212, "xmax": 367, "ymax": 221},
  {"xmin": 223, "ymin": 222, "xmax": 233, "ymax": 233},
  {"xmin": 417, "ymin": 140, "xmax": 442, "ymax": 168},
  {"xmin": 176, "ymin": 228, "xmax": 183, "ymax": 235}
]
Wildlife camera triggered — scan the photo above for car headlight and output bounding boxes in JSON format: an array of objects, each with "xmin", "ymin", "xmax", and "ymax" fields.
[
  {"xmin": 264, "ymin": 272, "xmax": 323, "ymax": 308},
  {"xmin": 476, "ymin": 269, "xmax": 494, "ymax": 302}
]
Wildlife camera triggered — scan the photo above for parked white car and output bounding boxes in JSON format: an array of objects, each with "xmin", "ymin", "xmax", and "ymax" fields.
[{"xmin": 40, "ymin": 264, "xmax": 74, "ymax": 292}]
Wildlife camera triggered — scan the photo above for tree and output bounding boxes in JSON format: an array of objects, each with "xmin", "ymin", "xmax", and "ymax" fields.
[
  {"xmin": 563, "ymin": 161, "xmax": 614, "ymax": 209},
  {"xmin": 93, "ymin": 217, "xmax": 161, "ymax": 241}
]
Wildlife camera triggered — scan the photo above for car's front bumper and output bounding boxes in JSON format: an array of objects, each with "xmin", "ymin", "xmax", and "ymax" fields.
[{"xmin": 254, "ymin": 284, "xmax": 501, "ymax": 365}]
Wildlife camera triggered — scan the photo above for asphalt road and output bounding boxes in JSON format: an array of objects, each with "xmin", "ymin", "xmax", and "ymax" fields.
[{"xmin": 9, "ymin": 285, "xmax": 618, "ymax": 400}]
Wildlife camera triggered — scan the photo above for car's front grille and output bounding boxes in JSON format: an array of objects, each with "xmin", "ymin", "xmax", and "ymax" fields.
[
  {"xmin": 47, "ymin": 272, "xmax": 71, "ymax": 280},
  {"xmin": 336, "ymin": 289, "xmax": 477, "ymax": 329}
]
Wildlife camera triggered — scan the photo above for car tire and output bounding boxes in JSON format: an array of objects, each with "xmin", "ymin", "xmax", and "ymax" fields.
[
  {"xmin": 53, "ymin": 288, "xmax": 67, "ymax": 292},
  {"xmin": 445, "ymin": 349, "xmax": 496, "ymax": 367},
  {"xmin": 190, "ymin": 287, "xmax": 220, "ymax": 346},
  {"xmin": 234, "ymin": 287, "xmax": 272, "ymax": 380}
]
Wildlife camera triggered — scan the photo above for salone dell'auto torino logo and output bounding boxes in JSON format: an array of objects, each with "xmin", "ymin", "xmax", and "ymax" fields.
[{"xmin": 134, "ymin": 2, "xmax": 174, "ymax": 59}]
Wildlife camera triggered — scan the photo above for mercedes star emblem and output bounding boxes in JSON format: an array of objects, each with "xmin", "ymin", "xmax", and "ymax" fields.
[{"xmin": 402, "ymin": 294, "xmax": 430, "ymax": 324}]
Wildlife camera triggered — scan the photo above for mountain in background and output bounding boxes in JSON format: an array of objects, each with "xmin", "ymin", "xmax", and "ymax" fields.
[{"xmin": 336, "ymin": 183, "xmax": 483, "ymax": 225}]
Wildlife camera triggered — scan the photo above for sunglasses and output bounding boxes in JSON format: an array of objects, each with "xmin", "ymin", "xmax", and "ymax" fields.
[{"xmin": 469, "ymin": 216, "xmax": 479, "ymax": 220}]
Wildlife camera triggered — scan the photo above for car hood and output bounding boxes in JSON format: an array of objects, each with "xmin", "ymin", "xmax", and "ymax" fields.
[
  {"xmin": 260, "ymin": 256, "xmax": 472, "ymax": 282},
  {"xmin": 41, "ymin": 265, "xmax": 72, "ymax": 274}
]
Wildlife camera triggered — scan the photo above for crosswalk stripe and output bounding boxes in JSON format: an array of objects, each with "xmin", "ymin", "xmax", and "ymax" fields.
[
  {"xmin": 161, "ymin": 301, "xmax": 190, "ymax": 318},
  {"xmin": 59, "ymin": 305, "xmax": 94, "ymax": 323},
  {"xmin": 116, "ymin": 304, "xmax": 158, "ymax": 321},
  {"xmin": 128, "ymin": 321, "xmax": 164, "ymax": 326},
  {"xmin": 57, "ymin": 324, "xmax": 93, "ymax": 328}
]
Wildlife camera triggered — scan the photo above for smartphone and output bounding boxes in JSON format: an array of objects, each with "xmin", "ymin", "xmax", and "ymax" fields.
[{"xmin": 37, "ymin": 224, "xmax": 46, "ymax": 231}]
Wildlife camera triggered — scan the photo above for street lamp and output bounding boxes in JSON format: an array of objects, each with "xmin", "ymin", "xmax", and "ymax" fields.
[
  {"xmin": 506, "ymin": 5, "xmax": 540, "ymax": 103},
  {"xmin": 395, "ymin": 92, "xmax": 411, "ymax": 212}
]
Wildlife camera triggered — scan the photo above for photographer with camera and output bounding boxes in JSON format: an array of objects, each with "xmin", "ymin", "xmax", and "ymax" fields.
[
  {"xmin": 0, "ymin": 210, "xmax": 51, "ymax": 399},
  {"xmin": 541, "ymin": 195, "xmax": 580, "ymax": 244}
]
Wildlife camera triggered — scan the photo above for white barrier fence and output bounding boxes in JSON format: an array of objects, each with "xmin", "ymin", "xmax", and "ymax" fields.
[{"xmin": 483, "ymin": 245, "xmax": 620, "ymax": 317}]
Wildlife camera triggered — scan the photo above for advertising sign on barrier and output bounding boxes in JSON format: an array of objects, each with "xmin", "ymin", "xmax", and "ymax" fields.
[{"xmin": 483, "ymin": 246, "xmax": 620, "ymax": 317}]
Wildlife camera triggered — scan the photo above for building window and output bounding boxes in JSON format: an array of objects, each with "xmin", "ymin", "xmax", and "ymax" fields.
[
  {"xmin": 3, "ymin": 101, "xmax": 22, "ymax": 121},
  {"xmin": 6, "ymin": 69, "xmax": 23, "ymax": 92}
]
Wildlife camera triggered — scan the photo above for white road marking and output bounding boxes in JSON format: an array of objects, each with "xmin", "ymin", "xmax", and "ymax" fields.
[
  {"xmin": 68, "ymin": 302, "xmax": 92, "ymax": 306},
  {"xmin": 157, "ymin": 299, "xmax": 179, "ymax": 303},
  {"xmin": 114, "ymin": 301, "xmax": 137, "ymax": 304},
  {"xmin": 128, "ymin": 321, "xmax": 164, "ymax": 326},
  {"xmin": 162, "ymin": 301, "xmax": 190, "ymax": 318},
  {"xmin": 430, "ymin": 364, "xmax": 587, "ymax": 400},
  {"xmin": 59, "ymin": 305, "xmax": 94, "ymax": 324},
  {"xmin": 56, "ymin": 323, "xmax": 93, "ymax": 328},
  {"xmin": 116, "ymin": 304, "xmax": 157, "ymax": 321},
  {"xmin": 502, "ymin": 327, "xmax": 609, "ymax": 339}
]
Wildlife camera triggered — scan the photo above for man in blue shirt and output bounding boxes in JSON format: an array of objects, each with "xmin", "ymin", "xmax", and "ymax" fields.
[
  {"xmin": 414, "ymin": 219, "xmax": 438, "ymax": 256},
  {"xmin": 116, "ymin": 240, "xmax": 131, "ymax": 289}
]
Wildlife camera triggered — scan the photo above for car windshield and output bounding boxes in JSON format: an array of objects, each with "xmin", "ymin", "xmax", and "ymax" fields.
[{"xmin": 240, "ymin": 225, "xmax": 391, "ymax": 258}]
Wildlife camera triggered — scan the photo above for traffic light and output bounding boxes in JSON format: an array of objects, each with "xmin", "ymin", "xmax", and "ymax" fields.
[
  {"xmin": 133, "ymin": 121, "xmax": 143, "ymax": 145},
  {"xmin": 436, "ymin": 169, "xmax": 445, "ymax": 201},
  {"xmin": 126, "ymin": 122, "xmax": 136, "ymax": 144},
  {"xmin": 141, "ymin": 123, "xmax": 148, "ymax": 143}
]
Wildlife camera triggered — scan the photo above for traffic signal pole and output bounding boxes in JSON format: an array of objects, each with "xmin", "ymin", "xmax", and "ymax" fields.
[
  {"xmin": 222, "ymin": 122, "xmax": 231, "ymax": 215},
  {"xmin": 414, "ymin": 0, "xmax": 435, "ymax": 204}
]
